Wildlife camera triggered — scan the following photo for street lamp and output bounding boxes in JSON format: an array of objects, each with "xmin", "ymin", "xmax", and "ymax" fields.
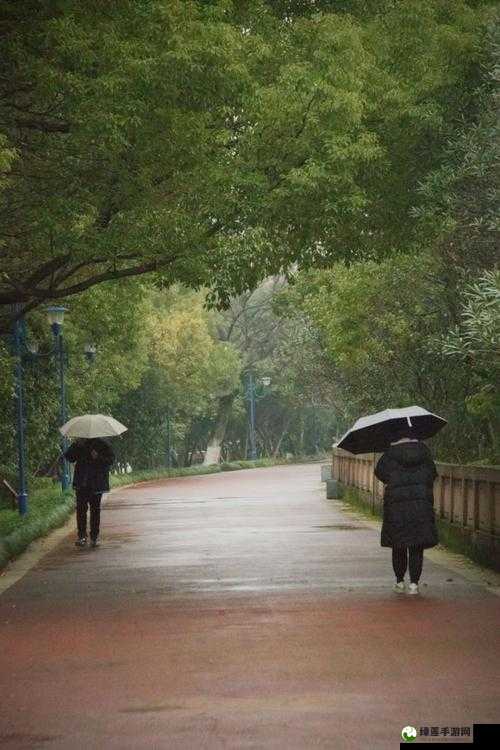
[
  {"xmin": 84, "ymin": 343, "xmax": 97, "ymax": 363},
  {"xmin": 46, "ymin": 307, "xmax": 70, "ymax": 491},
  {"xmin": 9, "ymin": 306, "xmax": 96, "ymax": 511},
  {"xmin": 244, "ymin": 372, "xmax": 271, "ymax": 461},
  {"xmin": 11, "ymin": 306, "xmax": 28, "ymax": 515}
]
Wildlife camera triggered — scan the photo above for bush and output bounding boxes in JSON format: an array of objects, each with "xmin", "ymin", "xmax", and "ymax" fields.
[{"xmin": 0, "ymin": 485, "xmax": 74, "ymax": 569}]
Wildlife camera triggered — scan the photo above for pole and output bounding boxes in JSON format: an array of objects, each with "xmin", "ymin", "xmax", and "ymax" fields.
[
  {"xmin": 247, "ymin": 371, "xmax": 257, "ymax": 461},
  {"xmin": 13, "ymin": 314, "xmax": 28, "ymax": 515},
  {"xmin": 55, "ymin": 328, "xmax": 70, "ymax": 491},
  {"xmin": 166, "ymin": 408, "xmax": 171, "ymax": 468}
]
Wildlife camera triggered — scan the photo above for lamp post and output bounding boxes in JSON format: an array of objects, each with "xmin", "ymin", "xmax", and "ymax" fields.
[
  {"xmin": 244, "ymin": 372, "xmax": 271, "ymax": 461},
  {"xmin": 9, "ymin": 306, "xmax": 95, "ymax": 508},
  {"xmin": 46, "ymin": 306, "xmax": 70, "ymax": 491},
  {"xmin": 12, "ymin": 308, "xmax": 28, "ymax": 515},
  {"xmin": 166, "ymin": 407, "xmax": 172, "ymax": 468}
]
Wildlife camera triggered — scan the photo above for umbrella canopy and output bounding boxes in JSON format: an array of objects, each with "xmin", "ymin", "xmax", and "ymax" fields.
[
  {"xmin": 60, "ymin": 414, "xmax": 127, "ymax": 439},
  {"xmin": 336, "ymin": 406, "xmax": 446, "ymax": 455}
]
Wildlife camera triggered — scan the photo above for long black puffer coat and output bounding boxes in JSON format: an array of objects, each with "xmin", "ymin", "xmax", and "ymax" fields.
[
  {"xmin": 64, "ymin": 438, "xmax": 114, "ymax": 494},
  {"xmin": 375, "ymin": 441, "xmax": 438, "ymax": 549}
]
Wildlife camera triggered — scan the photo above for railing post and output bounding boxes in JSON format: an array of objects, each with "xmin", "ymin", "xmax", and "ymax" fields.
[
  {"xmin": 489, "ymin": 481, "xmax": 496, "ymax": 538},
  {"xmin": 439, "ymin": 471, "xmax": 445, "ymax": 519},
  {"xmin": 473, "ymin": 479, "xmax": 480, "ymax": 533},
  {"xmin": 449, "ymin": 467, "xmax": 455, "ymax": 525},
  {"xmin": 462, "ymin": 474, "xmax": 468, "ymax": 528}
]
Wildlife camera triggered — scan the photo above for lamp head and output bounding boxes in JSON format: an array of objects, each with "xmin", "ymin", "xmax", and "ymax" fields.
[
  {"xmin": 46, "ymin": 306, "xmax": 67, "ymax": 336},
  {"xmin": 84, "ymin": 343, "xmax": 97, "ymax": 362},
  {"xmin": 27, "ymin": 340, "xmax": 39, "ymax": 356}
]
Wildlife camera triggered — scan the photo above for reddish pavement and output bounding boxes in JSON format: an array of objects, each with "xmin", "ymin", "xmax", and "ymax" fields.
[{"xmin": 1, "ymin": 464, "xmax": 499, "ymax": 749}]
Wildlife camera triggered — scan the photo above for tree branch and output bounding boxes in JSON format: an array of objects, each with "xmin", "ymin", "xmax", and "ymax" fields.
[
  {"xmin": 14, "ymin": 117, "xmax": 70, "ymax": 133},
  {"xmin": 30, "ymin": 259, "xmax": 163, "ymax": 299}
]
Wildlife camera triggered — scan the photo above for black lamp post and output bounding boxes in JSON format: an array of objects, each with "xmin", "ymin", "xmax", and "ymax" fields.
[
  {"xmin": 244, "ymin": 372, "xmax": 271, "ymax": 461},
  {"xmin": 11, "ymin": 307, "xmax": 29, "ymax": 515},
  {"xmin": 10, "ymin": 305, "xmax": 97, "ymax": 510},
  {"xmin": 46, "ymin": 307, "xmax": 70, "ymax": 491}
]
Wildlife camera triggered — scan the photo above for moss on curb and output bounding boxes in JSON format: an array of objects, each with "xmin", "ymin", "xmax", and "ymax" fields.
[{"xmin": 341, "ymin": 486, "xmax": 383, "ymax": 521}]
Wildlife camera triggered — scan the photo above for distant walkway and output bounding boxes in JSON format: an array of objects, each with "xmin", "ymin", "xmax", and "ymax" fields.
[{"xmin": 1, "ymin": 464, "xmax": 499, "ymax": 748}]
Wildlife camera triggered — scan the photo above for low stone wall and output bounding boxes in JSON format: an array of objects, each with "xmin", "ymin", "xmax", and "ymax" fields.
[{"xmin": 331, "ymin": 448, "xmax": 500, "ymax": 571}]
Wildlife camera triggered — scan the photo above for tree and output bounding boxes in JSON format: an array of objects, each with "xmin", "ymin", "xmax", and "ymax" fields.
[
  {"xmin": 0, "ymin": 0, "xmax": 253, "ymax": 329},
  {"xmin": 442, "ymin": 270, "xmax": 500, "ymax": 458},
  {"xmin": 1, "ymin": 0, "xmax": 491, "ymax": 333},
  {"xmin": 282, "ymin": 253, "xmax": 496, "ymax": 462},
  {"xmin": 0, "ymin": 279, "xmax": 149, "ymax": 477},
  {"xmin": 113, "ymin": 287, "xmax": 241, "ymax": 468}
]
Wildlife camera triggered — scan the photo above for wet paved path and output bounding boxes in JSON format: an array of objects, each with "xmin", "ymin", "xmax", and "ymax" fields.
[{"xmin": 1, "ymin": 464, "xmax": 499, "ymax": 749}]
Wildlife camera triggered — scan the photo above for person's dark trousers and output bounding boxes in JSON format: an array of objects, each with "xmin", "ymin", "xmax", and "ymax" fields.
[
  {"xmin": 76, "ymin": 489, "xmax": 102, "ymax": 540},
  {"xmin": 392, "ymin": 545, "xmax": 424, "ymax": 584}
]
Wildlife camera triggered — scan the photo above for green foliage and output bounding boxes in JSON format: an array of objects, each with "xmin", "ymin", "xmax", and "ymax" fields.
[
  {"xmin": 0, "ymin": 280, "xmax": 150, "ymax": 477},
  {"xmin": 112, "ymin": 287, "xmax": 241, "ymax": 468},
  {"xmin": 272, "ymin": 20, "xmax": 499, "ymax": 464},
  {"xmin": 0, "ymin": 484, "xmax": 74, "ymax": 569},
  {"xmin": 442, "ymin": 270, "xmax": 500, "ymax": 453},
  {"xmin": 443, "ymin": 271, "xmax": 500, "ymax": 360},
  {"xmin": 0, "ymin": 0, "xmax": 493, "ymax": 328},
  {"xmin": 0, "ymin": 0, "xmax": 497, "ymax": 482},
  {"xmin": 282, "ymin": 250, "xmax": 497, "ymax": 462}
]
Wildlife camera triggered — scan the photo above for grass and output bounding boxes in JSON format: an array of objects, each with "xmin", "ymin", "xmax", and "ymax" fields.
[
  {"xmin": 434, "ymin": 518, "xmax": 498, "ymax": 570},
  {"xmin": 0, "ymin": 456, "xmax": 301, "ymax": 570},
  {"xmin": 340, "ymin": 486, "xmax": 383, "ymax": 522},
  {"xmin": 0, "ymin": 479, "xmax": 75, "ymax": 569}
]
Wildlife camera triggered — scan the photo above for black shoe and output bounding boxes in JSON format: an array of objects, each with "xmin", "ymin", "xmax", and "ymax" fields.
[
  {"xmin": 75, "ymin": 537, "xmax": 87, "ymax": 548},
  {"xmin": 90, "ymin": 538, "xmax": 100, "ymax": 548}
]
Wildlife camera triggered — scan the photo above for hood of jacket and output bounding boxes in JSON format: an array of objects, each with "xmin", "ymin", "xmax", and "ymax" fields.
[{"xmin": 387, "ymin": 441, "xmax": 429, "ymax": 468}]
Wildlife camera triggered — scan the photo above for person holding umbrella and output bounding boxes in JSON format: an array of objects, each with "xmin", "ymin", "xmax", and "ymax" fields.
[
  {"xmin": 337, "ymin": 406, "xmax": 445, "ymax": 596},
  {"xmin": 374, "ymin": 424, "xmax": 439, "ymax": 595},
  {"xmin": 61, "ymin": 414, "xmax": 126, "ymax": 548}
]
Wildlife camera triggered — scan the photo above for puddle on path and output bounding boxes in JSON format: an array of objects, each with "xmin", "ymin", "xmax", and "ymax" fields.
[
  {"xmin": 120, "ymin": 704, "xmax": 185, "ymax": 714},
  {"xmin": 311, "ymin": 524, "xmax": 367, "ymax": 530}
]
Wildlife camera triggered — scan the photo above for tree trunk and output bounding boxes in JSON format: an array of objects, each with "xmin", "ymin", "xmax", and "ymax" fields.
[
  {"xmin": 203, "ymin": 393, "xmax": 235, "ymax": 465},
  {"xmin": 272, "ymin": 415, "xmax": 292, "ymax": 458}
]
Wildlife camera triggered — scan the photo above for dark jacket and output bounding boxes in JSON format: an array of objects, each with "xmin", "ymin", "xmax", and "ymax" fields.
[
  {"xmin": 374, "ymin": 440, "xmax": 438, "ymax": 549},
  {"xmin": 64, "ymin": 438, "xmax": 114, "ymax": 494}
]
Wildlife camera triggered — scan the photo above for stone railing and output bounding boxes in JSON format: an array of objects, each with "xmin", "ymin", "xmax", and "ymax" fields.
[{"xmin": 331, "ymin": 447, "xmax": 500, "ymax": 570}]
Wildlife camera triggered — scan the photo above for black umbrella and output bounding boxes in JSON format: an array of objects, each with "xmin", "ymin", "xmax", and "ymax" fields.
[{"xmin": 336, "ymin": 406, "xmax": 447, "ymax": 455}]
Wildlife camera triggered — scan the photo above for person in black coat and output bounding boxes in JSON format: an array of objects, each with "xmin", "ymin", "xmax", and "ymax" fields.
[
  {"xmin": 64, "ymin": 438, "xmax": 114, "ymax": 548},
  {"xmin": 374, "ymin": 426, "xmax": 438, "ymax": 595}
]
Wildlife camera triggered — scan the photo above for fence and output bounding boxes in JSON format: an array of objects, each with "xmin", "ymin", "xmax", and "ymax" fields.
[{"xmin": 331, "ymin": 448, "xmax": 500, "ymax": 571}]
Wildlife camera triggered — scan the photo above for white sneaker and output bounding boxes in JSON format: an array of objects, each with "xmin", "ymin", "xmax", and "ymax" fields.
[
  {"xmin": 393, "ymin": 581, "xmax": 405, "ymax": 594},
  {"xmin": 407, "ymin": 583, "xmax": 419, "ymax": 595}
]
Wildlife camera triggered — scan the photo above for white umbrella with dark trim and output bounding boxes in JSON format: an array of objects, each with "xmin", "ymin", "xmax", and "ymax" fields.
[
  {"xmin": 60, "ymin": 414, "xmax": 127, "ymax": 439},
  {"xmin": 336, "ymin": 406, "xmax": 446, "ymax": 455}
]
